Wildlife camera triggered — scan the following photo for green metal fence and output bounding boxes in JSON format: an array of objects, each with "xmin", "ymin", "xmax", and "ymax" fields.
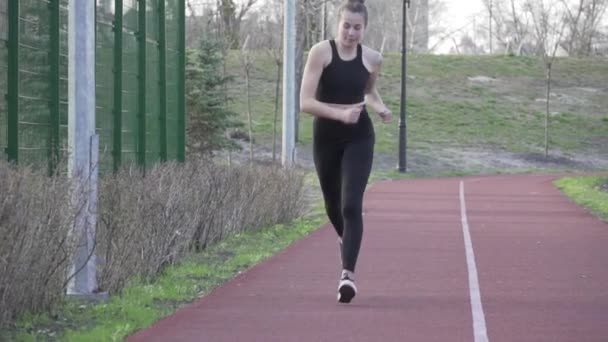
[{"xmin": 0, "ymin": 0, "xmax": 185, "ymax": 174}]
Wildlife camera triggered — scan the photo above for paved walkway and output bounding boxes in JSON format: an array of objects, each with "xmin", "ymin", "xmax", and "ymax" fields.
[{"xmin": 128, "ymin": 174, "xmax": 608, "ymax": 342}]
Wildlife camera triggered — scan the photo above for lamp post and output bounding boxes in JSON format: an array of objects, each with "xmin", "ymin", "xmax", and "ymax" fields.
[
  {"xmin": 398, "ymin": 0, "xmax": 410, "ymax": 173},
  {"xmin": 67, "ymin": 0, "xmax": 104, "ymax": 300},
  {"xmin": 282, "ymin": 0, "xmax": 296, "ymax": 167}
]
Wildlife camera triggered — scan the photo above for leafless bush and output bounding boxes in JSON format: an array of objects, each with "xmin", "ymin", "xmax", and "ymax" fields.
[
  {"xmin": 0, "ymin": 160, "xmax": 75, "ymax": 327},
  {"xmin": 96, "ymin": 159, "xmax": 306, "ymax": 293},
  {"xmin": 0, "ymin": 158, "xmax": 305, "ymax": 326},
  {"xmin": 96, "ymin": 163, "xmax": 198, "ymax": 292}
]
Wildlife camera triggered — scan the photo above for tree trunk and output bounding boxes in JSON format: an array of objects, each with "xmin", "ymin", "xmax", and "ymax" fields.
[
  {"xmin": 241, "ymin": 42, "xmax": 254, "ymax": 163},
  {"xmin": 246, "ymin": 65, "xmax": 254, "ymax": 163},
  {"xmin": 272, "ymin": 61, "xmax": 282, "ymax": 163}
]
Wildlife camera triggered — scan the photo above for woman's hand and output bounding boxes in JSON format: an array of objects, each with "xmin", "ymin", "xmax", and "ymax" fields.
[
  {"xmin": 339, "ymin": 102, "xmax": 365, "ymax": 124},
  {"xmin": 378, "ymin": 108, "xmax": 392, "ymax": 123}
]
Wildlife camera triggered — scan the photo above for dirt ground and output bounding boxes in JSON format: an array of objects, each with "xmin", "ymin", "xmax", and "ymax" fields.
[{"xmin": 217, "ymin": 140, "xmax": 608, "ymax": 177}]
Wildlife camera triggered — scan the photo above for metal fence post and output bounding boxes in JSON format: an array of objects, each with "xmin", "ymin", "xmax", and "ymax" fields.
[
  {"xmin": 159, "ymin": 0, "xmax": 167, "ymax": 162},
  {"xmin": 49, "ymin": 0, "xmax": 61, "ymax": 174},
  {"xmin": 177, "ymin": 0, "xmax": 185, "ymax": 162},
  {"xmin": 113, "ymin": 0, "xmax": 124, "ymax": 172},
  {"xmin": 137, "ymin": 0, "xmax": 147, "ymax": 169},
  {"xmin": 6, "ymin": 0, "xmax": 19, "ymax": 163},
  {"xmin": 67, "ymin": 0, "xmax": 104, "ymax": 298}
]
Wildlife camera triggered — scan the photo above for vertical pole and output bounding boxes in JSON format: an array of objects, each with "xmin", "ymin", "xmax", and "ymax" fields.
[
  {"xmin": 6, "ymin": 0, "xmax": 19, "ymax": 162},
  {"xmin": 281, "ymin": 0, "xmax": 295, "ymax": 167},
  {"xmin": 113, "ymin": 0, "xmax": 124, "ymax": 172},
  {"xmin": 158, "ymin": 0, "xmax": 167, "ymax": 162},
  {"xmin": 294, "ymin": 5, "xmax": 300, "ymax": 146},
  {"xmin": 49, "ymin": 0, "xmax": 61, "ymax": 175},
  {"xmin": 138, "ymin": 0, "xmax": 147, "ymax": 168},
  {"xmin": 489, "ymin": 0, "xmax": 493, "ymax": 54},
  {"xmin": 398, "ymin": 0, "xmax": 409, "ymax": 173},
  {"xmin": 321, "ymin": 0, "xmax": 326, "ymax": 40},
  {"xmin": 67, "ymin": 0, "xmax": 100, "ymax": 296},
  {"xmin": 177, "ymin": 0, "xmax": 186, "ymax": 162}
]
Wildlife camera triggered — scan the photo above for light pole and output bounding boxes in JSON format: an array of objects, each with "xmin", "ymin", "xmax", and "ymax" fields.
[
  {"xmin": 67, "ymin": 0, "xmax": 104, "ymax": 300},
  {"xmin": 282, "ymin": 0, "xmax": 296, "ymax": 167},
  {"xmin": 398, "ymin": 0, "xmax": 410, "ymax": 173}
]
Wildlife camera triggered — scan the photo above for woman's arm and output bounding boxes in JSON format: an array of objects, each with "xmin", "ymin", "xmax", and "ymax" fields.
[
  {"xmin": 300, "ymin": 42, "xmax": 364, "ymax": 124},
  {"xmin": 364, "ymin": 51, "xmax": 392, "ymax": 123}
]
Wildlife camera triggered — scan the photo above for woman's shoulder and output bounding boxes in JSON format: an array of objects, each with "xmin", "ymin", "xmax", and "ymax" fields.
[
  {"xmin": 361, "ymin": 45, "xmax": 383, "ymax": 65},
  {"xmin": 309, "ymin": 40, "xmax": 333, "ymax": 66},
  {"xmin": 311, "ymin": 40, "xmax": 333, "ymax": 53}
]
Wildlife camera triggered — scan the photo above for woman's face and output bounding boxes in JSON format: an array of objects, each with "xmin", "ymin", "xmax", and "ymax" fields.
[{"xmin": 337, "ymin": 10, "xmax": 366, "ymax": 47}]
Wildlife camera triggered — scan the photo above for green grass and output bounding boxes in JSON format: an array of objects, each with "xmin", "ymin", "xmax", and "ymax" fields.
[
  {"xmin": 554, "ymin": 176, "xmax": 608, "ymax": 221},
  {"xmin": 2, "ymin": 208, "xmax": 325, "ymax": 342},
  {"xmin": 223, "ymin": 52, "xmax": 608, "ymax": 156}
]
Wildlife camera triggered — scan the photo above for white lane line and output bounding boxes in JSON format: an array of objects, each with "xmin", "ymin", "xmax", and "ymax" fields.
[{"xmin": 460, "ymin": 181, "xmax": 489, "ymax": 342}]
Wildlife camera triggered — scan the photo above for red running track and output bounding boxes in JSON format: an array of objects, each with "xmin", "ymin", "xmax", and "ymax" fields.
[{"xmin": 128, "ymin": 174, "xmax": 608, "ymax": 342}]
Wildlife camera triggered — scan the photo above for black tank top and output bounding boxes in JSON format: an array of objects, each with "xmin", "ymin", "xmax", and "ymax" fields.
[
  {"xmin": 317, "ymin": 40, "xmax": 370, "ymax": 104},
  {"xmin": 314, "ymin": 40, "xmax": 374, "ymax": 144}
]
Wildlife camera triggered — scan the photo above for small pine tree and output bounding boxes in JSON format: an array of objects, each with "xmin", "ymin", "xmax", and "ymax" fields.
[{"xmin": 186, "ymin": 38, "xmax": 241, "ymax": 155}]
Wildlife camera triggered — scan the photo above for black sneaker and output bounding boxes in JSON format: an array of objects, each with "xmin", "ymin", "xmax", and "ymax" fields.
[{"xmin": 337, "ymin": 272, "xmax": 357, "ymax": 303}]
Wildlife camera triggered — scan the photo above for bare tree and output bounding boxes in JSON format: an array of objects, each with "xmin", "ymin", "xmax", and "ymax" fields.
[
  {"xmin": 294, "ymin": 0, "xmax": 331, "ymax": 142},
  {"xmin": 219, "ymin": 0, "xmax": 259, "ymax": 49},
  {"xmin": 505, "ymin": 0, "xmax": 534, "ymax": 55},
  {"xmin": 499, "ymin": 0, "xmax": 534, "ymax": 55},
  {"xmin": 560, "ymin": 0, "xmax": 608, "ymax": 56},
  {"xmin": 271, "ymin": 49, "xmax": 282, "ymax": 163},
  {"xmin": 364, "ymin": 0, "xmax": 437, "ymax": 53},
  {"xmin": 259, "ymin": 0, "xmax": 284, "ymax": 163},
  {"xmin": 302, "ymin": 0, "xmax": 314, "ymax": 49},
  {"xmin": 426, "ymin": 0, "xmax": 448, "ymax": 49},
  {"xmin": 294, "ymin": 0, "xmax": 310, "ymax": 142},
  {"xmin": 459, "ymin": 34, "xmax": 485, "ymax": 55},
  {"xmin": 525, "ymin": 0, "xmax": 568, "ymax": 157},
  {"xmin": 186, "ymin": 1, "xmax": 222, "ymax": 47},
  {"xmin": 489, "ymin": 0, "xmax": 493, "ymax": 53},
  {"xmin": 406, "ymin": 0, "xmax": 428, "ymax": 52},
  {"xmin": 240, "ymin": 35, "xmax": 255, "ymax": 163},
  {"xmin": 475, "ymin": 0, "xmax": 608, "ymax": 57},
  {"xmin": 429, "ymin": 22, "xmax": 471, "ymax": 53}
]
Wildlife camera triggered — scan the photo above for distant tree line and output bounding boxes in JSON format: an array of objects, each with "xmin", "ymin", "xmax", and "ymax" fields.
[{"xmin": 185, "ymin": 0, "xmax": 608, "ymax": 56}]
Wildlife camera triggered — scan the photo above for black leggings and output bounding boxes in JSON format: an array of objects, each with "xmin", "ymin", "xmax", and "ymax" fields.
[{"xmin": 313, "ymin": 135, "xmax": 374, "ymax": 272}]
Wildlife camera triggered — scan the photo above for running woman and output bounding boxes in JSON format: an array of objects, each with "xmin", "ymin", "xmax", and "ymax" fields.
[{"xmin": 299, "ymin": 0, "xmax": 392, "ymax": 303}]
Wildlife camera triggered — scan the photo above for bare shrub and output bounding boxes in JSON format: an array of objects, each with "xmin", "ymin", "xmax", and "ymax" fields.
[
  {"xmin": 96, "ymin": 159, "xmax": 306, "ymax": 293},
  {"xmin": 0, "ymin": 158, "xmax": 306, "ymax": 326},
  {"xmin": 95, "ymin": 163, "xmax": 200, "ymax": 292},
  {"xmin": 0, "ymin": 161, "xmax": 75, "ymax": 327}
]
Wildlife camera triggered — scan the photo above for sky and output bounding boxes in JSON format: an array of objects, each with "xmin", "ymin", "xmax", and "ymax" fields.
[
  {"xmin": 444, "ymin": 1, "xmax": 485, "ymax": 29},
  {"xmin": 433, "ymin": 0, "xmax": 487, "ymax": 53}
]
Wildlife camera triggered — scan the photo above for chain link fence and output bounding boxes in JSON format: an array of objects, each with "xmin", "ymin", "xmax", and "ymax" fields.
[{"xmin": 0, "ymin": 0, "xmax": 185, "ymax": 174}]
